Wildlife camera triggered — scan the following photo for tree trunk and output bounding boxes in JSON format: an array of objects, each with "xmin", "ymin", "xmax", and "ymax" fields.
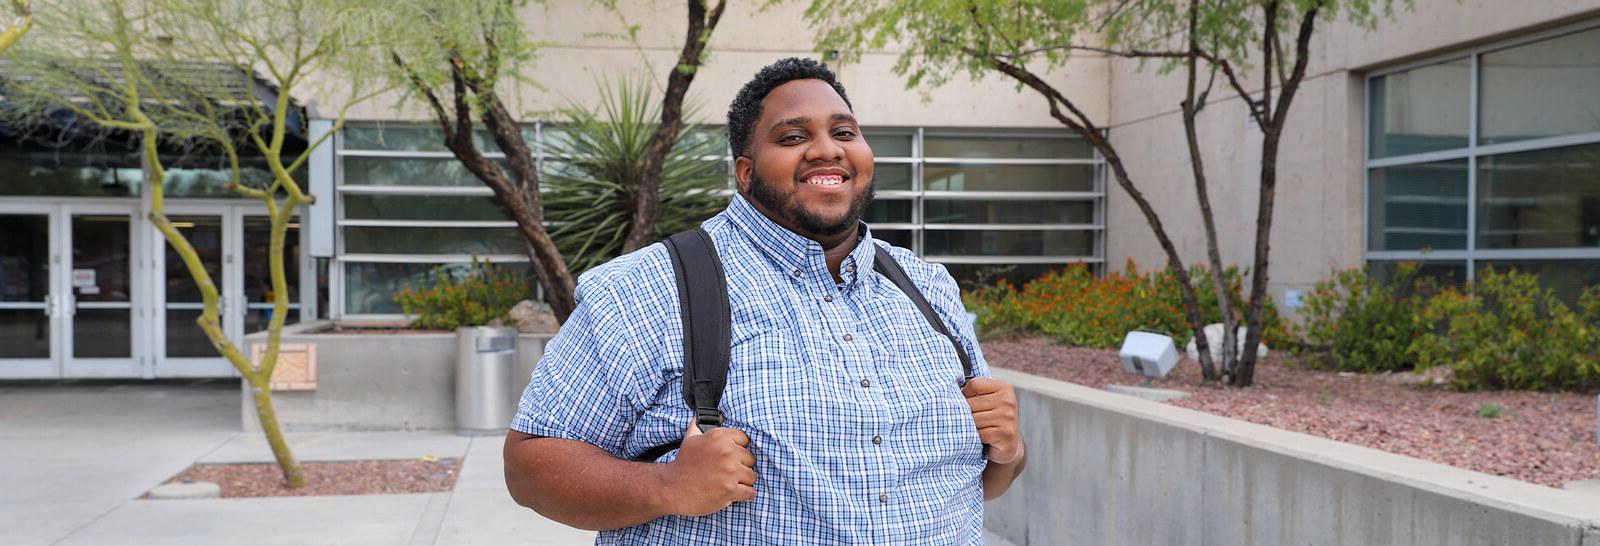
[
  {"xmin": 1236, "ymin": 5, "xmax": 1319, "ymax": 387},
  {"xmin": 1181, "ymin": 3, "xmax": 1237, "ymax": 379},
  {"xmin": 622, "ymin": 0, "xmax": 725, "ymax": 253},
  {"xmin": 248, "ymin": 375, "xmax": 305, "ymax": 488}
]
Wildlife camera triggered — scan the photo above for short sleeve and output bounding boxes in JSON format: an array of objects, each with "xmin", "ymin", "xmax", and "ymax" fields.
[{"xmin": 510, "ymin": 274, "xmax": 657, "ymax": 457}]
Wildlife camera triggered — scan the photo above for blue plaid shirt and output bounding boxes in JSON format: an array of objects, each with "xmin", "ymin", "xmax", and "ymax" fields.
[{"xmin": 513, "ymin": 194, "xmax": 991, "ymax": 545}]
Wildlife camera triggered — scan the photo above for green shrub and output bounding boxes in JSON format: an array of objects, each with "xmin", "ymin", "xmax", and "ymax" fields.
[
  {"xmin": 1294, "ymin": 263, "xmax": 1437, "ymax": 372},
  {"xmin": 962, "ymin": 260, "xmax": 1287, "ymax": 349},
  {"xmin": 393, "ymin": 258, "xmax": 526, "ymax": 330},
  {"xmin": 1475, "ymin": 403, "xmax": 1503, "ymax": 419},
  {"xmin": 1412, "ymin": 268, "xmax": 1600, "ymax": 391}
]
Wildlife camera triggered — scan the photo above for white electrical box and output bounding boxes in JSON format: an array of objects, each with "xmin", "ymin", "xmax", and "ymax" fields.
[{"xmin": 1119, "ymin": 331, "xmax": 1180, "ymax": 378}]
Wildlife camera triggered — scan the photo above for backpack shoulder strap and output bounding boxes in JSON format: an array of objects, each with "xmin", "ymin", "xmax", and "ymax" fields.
[
  {"xmin": 872, "ymin": 244, "xmax": 975, "ymax": 379},
  {"xmin": 636, "ymin": 229, "xmax": 729, "ymax": 463}
]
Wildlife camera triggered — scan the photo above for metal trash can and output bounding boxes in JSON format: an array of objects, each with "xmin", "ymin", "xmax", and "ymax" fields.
[{"xmin": 455, "ymin": 326, "xmax": 518, "ymax": 436}]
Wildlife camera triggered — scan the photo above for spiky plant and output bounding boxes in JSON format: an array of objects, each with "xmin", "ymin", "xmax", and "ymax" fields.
[{"xmin": 542, "ymin": 78, "xmax": 729, "ymax": 276}]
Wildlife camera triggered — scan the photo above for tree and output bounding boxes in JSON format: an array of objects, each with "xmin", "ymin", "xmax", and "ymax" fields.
[
  {"xmin": 804, "ymin": 0, "xmax": 1396, "ymax": 386},
  {"xmin": 361, "ymin": 0, "xmax": 725, "ymax": 324},
  {"xmin": 1, "ymin": 0, "xmax": 382, "ymax": 487}
]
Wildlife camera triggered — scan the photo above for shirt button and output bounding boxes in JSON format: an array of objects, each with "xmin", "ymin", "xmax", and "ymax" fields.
[
  {"xmin": 860, "ymin": 378, "xmax": 870, "ymax": 388},
  {"xmin": 845, "ymin": 264, "xmax": 856, "ymax": 273},
  {"xmin": 792, "ymin": 269, "xmax": 802, "ymax": 278},
  {"xmin": 872, "ymin": 435, "xmax": 882, "ymax": 445},
  {"xmin": 823, "ymin": 295, "xmax": 833, "ymax": 302},
  {"xmin": 879, "ymin": 493, "xmax": 889, "ymax": 504},
  {"xmin": 842, "ymin": 333, "xmax": 853, "ymax": 342}
]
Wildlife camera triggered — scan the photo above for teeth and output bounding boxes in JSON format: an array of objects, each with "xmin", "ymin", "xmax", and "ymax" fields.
[{"xmin": 805, "ymin": 174, "xmax": 845, "ymax": 185}]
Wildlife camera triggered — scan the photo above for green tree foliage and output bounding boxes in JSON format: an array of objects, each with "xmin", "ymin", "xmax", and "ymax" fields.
[{"xmin": 542, "ymin": 78, "xmax": 729, "ymax": 277}]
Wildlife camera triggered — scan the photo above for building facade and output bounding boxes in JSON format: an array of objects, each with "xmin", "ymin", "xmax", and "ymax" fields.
[{"xmin": 1, "ymin": 0, "xmax": 1596, "ymax": 379}]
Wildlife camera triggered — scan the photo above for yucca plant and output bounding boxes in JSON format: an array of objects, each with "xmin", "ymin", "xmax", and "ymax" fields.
[{"xmin": 542, "ymin": 78, "xmax": 730, "ymax": 276}]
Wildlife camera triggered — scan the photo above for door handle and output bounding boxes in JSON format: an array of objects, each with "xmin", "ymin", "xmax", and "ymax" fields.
[{"xmin": 43, "ymin": 294, "xmax": 54, "ymax": 318}]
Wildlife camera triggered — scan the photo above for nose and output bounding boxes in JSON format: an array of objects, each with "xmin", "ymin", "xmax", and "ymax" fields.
[{"xmin": 804, "ymin": 133, "xmax": 845, "ymax": 163}]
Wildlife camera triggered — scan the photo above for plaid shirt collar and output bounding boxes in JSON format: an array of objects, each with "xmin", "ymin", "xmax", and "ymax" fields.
[{"xmin": 724, "ymin": 193, "xmax": 877, "ymax": 288}]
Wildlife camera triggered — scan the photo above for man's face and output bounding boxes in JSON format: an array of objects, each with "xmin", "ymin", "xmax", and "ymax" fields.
[{"xmin": 735, "ymin": 79, "xmax": 875, "ymax": 245}]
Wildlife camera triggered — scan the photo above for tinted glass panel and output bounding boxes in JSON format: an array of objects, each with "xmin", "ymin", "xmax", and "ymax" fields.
[
  {"xmin": 865, "ymin": 199, "xmax": 913, "ymax": 224},
  {"xmin": 165, "ymin": 216, "xmax": 223, "ymax": 303},
  {"xmin": 1476, "ymin": 142, "xmax": 1600, "ymax": 249},
  {"xmin": 865, "ymin": 131, "xmax": 913, "ymax": 157},
  {"xmin": 343, "ymin": 157, "xmax": 503, "ymax": 187},
  {"xmin": 343, "ymin": 126, "xmax": 496, "ymax": 152},
  {"xmin": 1476, "ymin": 260, "xmax": 1600, "ymax": 306},
  {"xmin": 1367, "ymin": 160, "xmax": 1468, "ymax": 251},
  {"xmin": 165, "ymin": 308, "xmax": 216, "ymax": 357},
  {"xmin": 344, "ymin": 261, "xmax": 534, "ymax": 315},
  {"xmin": 924, "ymin": 164, "xmax": 1094, "ymax": 192},
  {"xmin": 1368, "ymin": 58, "xmax": 1470, "ymax": 158},
  {"xmin": 925, "ymin": 200, "xmax": 1095, "ymax": 224},
  {"xmin": 343, "ymin": 227, "xmax": 523, "ymax": 255},
  {"xmin": 343, "ymin": 194, "xmax": 509, "ymax": 221},
  {"xmin": 0, "ymin": 151, "xmax": 141, "ymax": 197},
  {"xmin": 924, "ymin": 230, "xmax": 1093, "ymax": 256},
  {"xmin": 0, "ymin": 215, "xmax": 49, "ymax": 302},
  {"xmin": 873, "ymin": 163, "xmax": 912, "ymax": 191},
  {"xmin": 72, "ymin": 215, "xmax": 131, "ymax": 302},
  {"xmin": 243, "ymin": 216, "xmax": 301, "ymax": 304},
  {"xmin": 924, "ymin": 135, "xmax": 1090, "ymax": 159},
  {"xmin": 873, "ymin": 230, "xmax": 914, "ymax": 249},
  {"xmin": 74, "ymin": 309, "xmax": 130, "ymax": 358},
  {"xmin": 1479, "ymin": 27, "xmax": 1600, "ymax": 145},
  {"xmin": 0, "ymin": 309, "xmax": 49, "ymax": 358}
]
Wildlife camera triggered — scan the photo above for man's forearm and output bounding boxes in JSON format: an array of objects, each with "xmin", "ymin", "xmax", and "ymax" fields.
[
  {"xmin": 981, "ymin": 450, "xmax": 1026, "ymax": 501},
  {"xmin": 503, "ymin": 431, "xmax": 675, "ymax": 531}
]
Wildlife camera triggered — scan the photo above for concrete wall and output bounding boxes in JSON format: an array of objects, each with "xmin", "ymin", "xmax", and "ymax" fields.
[
  {"xmin": 984, "ymin": 368, "xmax": 1600, "ymax": 545},
  {"xmin": 241, "ymin": 321, "xmax": 551, "ymax": 432},
  {"xmin": 332, "ymin": 1, "xmax": 1108, "ymax": 129},
  {"xmin": 1102, "ymin": 0, "xmax": 1600, "ymax": 309}
]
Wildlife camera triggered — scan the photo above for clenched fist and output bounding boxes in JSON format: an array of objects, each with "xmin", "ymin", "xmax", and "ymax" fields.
[
  {"xmin": 662, "ymin": 421, "xmax": 758, "ymax": 516},
  {"xmin": 962, "ymin": 377, "xmax": 1024, "ymax": 465}
]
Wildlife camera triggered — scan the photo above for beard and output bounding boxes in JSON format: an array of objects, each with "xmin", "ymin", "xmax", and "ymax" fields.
[{"xmin": 747, "ymin": 173, "xmax": 875, "ymax": 238}]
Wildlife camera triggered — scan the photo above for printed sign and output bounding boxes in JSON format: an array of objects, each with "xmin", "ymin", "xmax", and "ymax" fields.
[{"xmin": 71, "ymin": 268, "xmax": 95, "ymax": 288}]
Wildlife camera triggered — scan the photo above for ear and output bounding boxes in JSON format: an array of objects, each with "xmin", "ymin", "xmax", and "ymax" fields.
[{"xmin": 734, "ymin": 155, "xmax": 754, "ymax": 195}]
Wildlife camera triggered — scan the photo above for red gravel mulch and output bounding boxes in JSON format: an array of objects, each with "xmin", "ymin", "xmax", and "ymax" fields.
[
  {"xmin": 985, "ymin": 336, "xmax": 1600, "ymax": 488},
  {"xmin": 158, "ymin": 458, "xmax": 462, "ymax": 498}
]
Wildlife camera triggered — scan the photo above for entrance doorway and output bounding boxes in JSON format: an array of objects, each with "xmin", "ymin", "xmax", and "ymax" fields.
[{"xmin": 0, "ymin": 200, "xmax": 310, "ymax": 379}]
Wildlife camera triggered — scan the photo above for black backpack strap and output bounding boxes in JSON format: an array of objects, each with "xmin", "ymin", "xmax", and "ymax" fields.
[
  {"xmin": 635, "ymin": 229, "xmax": 730, "ymax": 463},
  {"xmin": 872, "ymin": 245, "xmax": 975, "ymax": 379}
]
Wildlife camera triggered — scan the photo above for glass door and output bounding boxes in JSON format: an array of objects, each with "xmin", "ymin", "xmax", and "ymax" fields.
[
  {"xmin": 0, "ymin": 206, "xmax": 58, "ymax": 378},
  {"xmin": 155, "ymin": 213, "xmax": 236, "ymax": 377},
  {"xmin": 61, "ymin": 205, "xmax": 139, "ymax": 377},
  {"xmin": 242, "ymin": 215, "xmax": 301, "ymax": 336}
]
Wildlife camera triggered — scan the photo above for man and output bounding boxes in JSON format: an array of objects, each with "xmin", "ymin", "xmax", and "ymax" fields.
[{"xmin": 504, "ymin": 57, "xmax": 1025, "ymax": 544}]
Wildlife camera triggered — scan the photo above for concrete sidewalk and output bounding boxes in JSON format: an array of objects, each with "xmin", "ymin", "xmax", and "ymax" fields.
[{"xmin": 1, "ymin": 382, "xmax": 1014, "ymax": 545}]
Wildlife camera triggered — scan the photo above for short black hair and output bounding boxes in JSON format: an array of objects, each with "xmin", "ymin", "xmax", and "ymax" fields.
[{"xmin": 726, "ymin": 57, "xmax": 852, "ymax": 159}]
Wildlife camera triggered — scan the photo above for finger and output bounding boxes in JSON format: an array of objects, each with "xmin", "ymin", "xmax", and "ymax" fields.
[
  {"xmin": 686, "ymin": 420, "xmax": 704, "ymax": 437},
  {"xmin": 738, "ymin": 467, "xmax": 757, "ymax": 487},
  {"xmin": 962, "ymin": 378, "xmax": 1004, "ymax": 397},
  {"xmin": 736, "ymin": 446, "xmax": 756, "ymax": 468},
  {"xmin": 735, "ymin": 484, "xmax": 757, "ymax": 502},
  {"xmin": 728, "ymin": 428, "xmax": 750, "ymax": 448}
]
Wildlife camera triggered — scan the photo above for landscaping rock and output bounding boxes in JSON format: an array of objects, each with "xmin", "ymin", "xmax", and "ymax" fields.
[
  {"xmin": 1106, "ymin": 384, "xmax": 1192, "ymax": 402},
  {"xmin": 148, "ymin": 480, "xmax": 221, "ymax": 500},
  {"xmin": 1184, "ymin": 323, "xmax": 1268, "ymax": 363},
  {"xmin": 509, "ymin": 300, "xmax": 558, "ymax": 333}
]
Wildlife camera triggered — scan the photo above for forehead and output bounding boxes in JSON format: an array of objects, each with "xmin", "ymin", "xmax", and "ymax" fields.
[{"xmin": 758, "ymin": 79, "xmax": 852, "ymax": 127}]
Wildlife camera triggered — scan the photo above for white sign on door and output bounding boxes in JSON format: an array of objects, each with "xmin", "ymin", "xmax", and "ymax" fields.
[{"xmin": 72, "ymin": 268, "xmax": 96, "ymax": 288}]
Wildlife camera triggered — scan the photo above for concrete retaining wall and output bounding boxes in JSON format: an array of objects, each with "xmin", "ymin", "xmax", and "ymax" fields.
[
  {"xmin": 241, "ymin": 321, "xmax": 552, "ymax": 432},
  {"xmin": 985, "ymin": 368, "xmax": 1600, "ymax": 546}
]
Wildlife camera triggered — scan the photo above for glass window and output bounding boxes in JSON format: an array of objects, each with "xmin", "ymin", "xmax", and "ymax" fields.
[
  {"xmin": 343, "ymin": 195, "xmax": 509, "ymax": 221},
  {"xmin": 874, "ymin": 163, "xmax": 913, "ymax": 191},
  {"xmin": 343, "ymin": 227, "xmax": 524, "ymax": 255},
  {"xmin": 1368, "ymin": 58, "xmax": 1470, "ymax": 158},
  {"xmin": 941, "ymin": 263, "xmax": 1082, "ymax": 290},
  {"xmin": 0, "ymin": 151, "xmax": 141, "ymax": 197},
  {"xmin": 1367, "ymin": 260, "xmax": 1467, "ymax": 288},
  {"xmin": 1476, "ymin": 142, "xmax": 1600, "ymax": 249},
  {"xmin": 924, "ymin": 164, "xmax": 1094, "ymax": 192},
  {"xmin": 873, "ymin": 229, "xmax": 914, "ymax": 249},
  {"xmin": 865, "ymin": 199, "xmax": 913, "ymax": 224},
  {"xmin": 344, "ymin": 126, "xmax": 497, "ymax": 153},
  {"xmin": 865, "ymin": 131, "xmax": 913, "ymax": 157},
  {"xmin": 924, "ymin": 230, "xmax": 1094, "ymax": 257},
  {"xmin": 1479, "ymin": 27, "xmax": 1600, "ymax": 145},
  {"xmin": 924, "ymin": 135, "xmax": 1091, "ymax": 159},
  {"xmin": 1367, "ymin": 160, "xmax": 1468, "ymax": 251},
  {"xmin": 344, "ymin": 261, "xmax": 534, "ymax": 315},
  {"xmin": 924, "ymin": 199, "xmax": 1095, "ymax": 224},
  {"xmin": 1475, "ymin": 260, "xmax": 1600, "ymax": 306},
  {"xmin": 343, "ymin": 157, "xmax": 503, "ymax": 187}
]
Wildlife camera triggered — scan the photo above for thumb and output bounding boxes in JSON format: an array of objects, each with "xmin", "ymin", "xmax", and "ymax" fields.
[{"xmin": 685, "ymin": 419, "xmax": 704, "ymax": 437}]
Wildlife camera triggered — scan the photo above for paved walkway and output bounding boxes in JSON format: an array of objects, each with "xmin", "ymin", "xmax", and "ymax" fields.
[{"xmin": 0, "ymin": 382, "xmax": 1015, "ymax": 545}]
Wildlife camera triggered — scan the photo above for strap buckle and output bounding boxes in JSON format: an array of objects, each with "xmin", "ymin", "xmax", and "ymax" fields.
[{"xmin": 695, "ymin": 408, "xmax": 723, "ymax": 432}]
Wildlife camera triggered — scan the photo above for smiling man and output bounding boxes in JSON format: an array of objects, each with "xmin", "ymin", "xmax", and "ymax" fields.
[{"xmin": 503, "ymin": 57, "xmax": 1025, "ymax": 545}]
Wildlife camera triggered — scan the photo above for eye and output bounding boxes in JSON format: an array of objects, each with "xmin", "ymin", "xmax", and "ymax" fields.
[
  {"xmin": 778, "ymin": 134, "xmax": 805, "ymax": 144},
  {"xmin": 833, "ymin": 128, "xmax": 858, "ymax": 140}
]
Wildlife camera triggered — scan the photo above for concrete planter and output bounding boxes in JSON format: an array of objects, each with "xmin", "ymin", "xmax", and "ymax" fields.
[
  {"xmin": 984, "ymin": 368, "xmax": 1600, "ymax": 546},
  {"xmin": 241, "ymin": 320, "xmax": 553, "ymax": 432}
]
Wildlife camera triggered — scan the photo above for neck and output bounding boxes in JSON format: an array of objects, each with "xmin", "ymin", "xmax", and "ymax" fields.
[{"xmin": 820, "ymin": 226, "xmax": 858, "ymax": 282}]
